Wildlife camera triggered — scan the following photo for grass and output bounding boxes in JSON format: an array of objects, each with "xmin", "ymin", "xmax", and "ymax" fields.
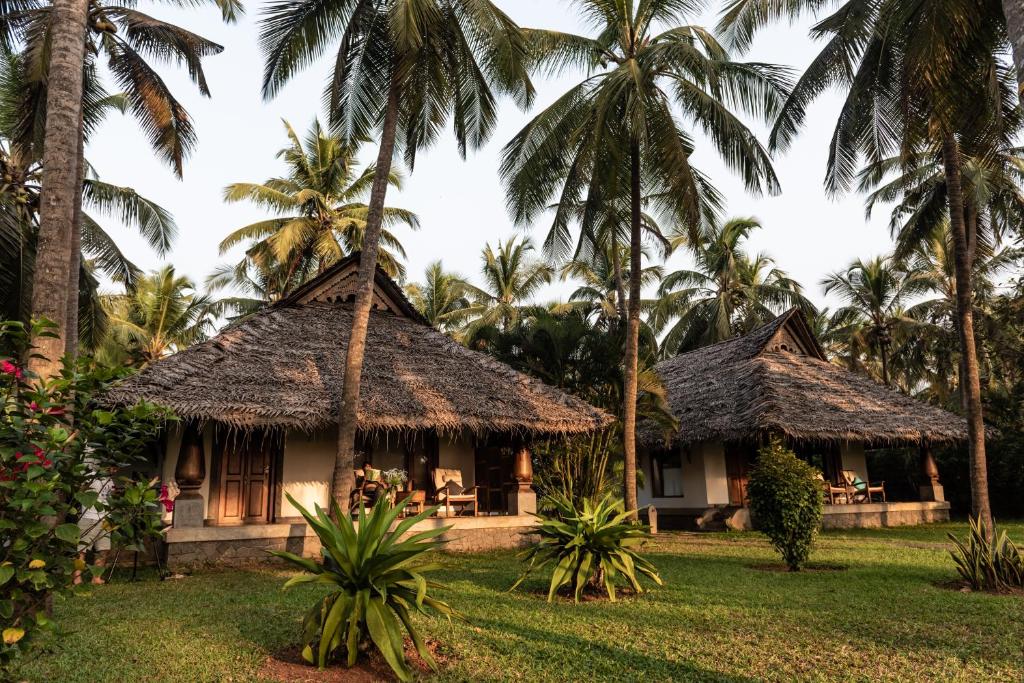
[{"xmin": 14, "ymin": 521, "xmax": 1024, "ymax": 682}]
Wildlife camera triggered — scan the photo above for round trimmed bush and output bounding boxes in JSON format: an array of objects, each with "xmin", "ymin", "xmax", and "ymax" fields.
[{"xmin": 747, "ymin": 438, "xmax": 824, "ymax": 571}]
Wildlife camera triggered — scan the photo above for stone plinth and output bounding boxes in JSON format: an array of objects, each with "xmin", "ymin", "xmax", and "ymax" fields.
[
  {"xmin": 172, "ymin": 494, "xmax": 204, "ymax": 528},
  {"xmin": 507, "ymin": 488, "xmax": 537, "ymax": 516}
]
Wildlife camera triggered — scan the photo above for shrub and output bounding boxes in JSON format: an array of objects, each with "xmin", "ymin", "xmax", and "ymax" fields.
[
  {"xmin": 747, "ymin": 438, "xmax": 824, "ymax": 571},
  {"xmin": 948, "ymin": 517, "xmax": 1024, "ymax": 591},
  {"xmin": 271, "ymin": 493, "xmax": 456, "ymax": 682},
  {"xmin": 511, "ymin": 494, "xmax": 662, "ymax": 602},
  {"xmin": 0, "ymin": 320, "xmax": 169, "ymax": 668}
]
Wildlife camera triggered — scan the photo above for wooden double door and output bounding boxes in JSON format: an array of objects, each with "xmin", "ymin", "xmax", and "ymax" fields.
[
  {"xmin": 724, "ymin": 444, "xmax": 753, "ymax": 506},
  {"xmin": 212, "ymin": 431, "xmax": 281, "ymax": 525}
]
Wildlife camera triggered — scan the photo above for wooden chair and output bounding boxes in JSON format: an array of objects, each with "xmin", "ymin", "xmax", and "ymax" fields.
[
  {"xmin": 350, "ymin": 468, "xmax": 387, "ymax": 512},
  {"xmin": 395, "ymin": 489, "xmax": 426, "ymax": 517},
  {"xmin": 431, "ymin": 468, "xmax": 478, "ymax": 517},
  {"xmin": 816, "ymin": 473, "xmax": 851, "ymax": 504},
  {"xmin": 841, "ymin": 470, "xmax": 886, "ymax": 503}
]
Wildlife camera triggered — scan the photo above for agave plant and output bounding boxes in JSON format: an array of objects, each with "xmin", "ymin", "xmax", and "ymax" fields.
[
  {"xmin": 511, "ymin": 494, "xmax": 662, "ymax": 603},
  {"xmin": 271, "ymin": 494, "xmax": 456, "ymax": 681},
  {"xmin": 948, "ymin": 517, "xmax": 1024, "ymax": 592}
]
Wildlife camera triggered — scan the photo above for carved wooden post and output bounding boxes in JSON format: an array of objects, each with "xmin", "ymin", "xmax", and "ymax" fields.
[
  {"xmin": 173, "ymin": 424, "xmax": 207, "ymax": 527},
  {"xmin": 507, "ymin": 439, "xmax": 536, "ymax": 516},
  {"xmin": 918, "ymin": 442, "xmax": 945, "ymax": 502}
]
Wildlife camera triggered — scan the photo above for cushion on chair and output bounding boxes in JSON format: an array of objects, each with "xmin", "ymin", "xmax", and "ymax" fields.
[{"xmin": 432, "ymin": 468, "xmax": 464, "ymax": 491}]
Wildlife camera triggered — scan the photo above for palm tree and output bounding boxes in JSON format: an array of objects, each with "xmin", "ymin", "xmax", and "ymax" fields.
[
  {"xmin": 652, "ymin": 217, "xmax": 813, "ymax": 356},
  {"xmin": 258, "ymin": 0, "xmax": 534, "ymax": 512},
  {"xmin": 3, "ymin": 0, "xmax": 237, "ymax": 372},
  {"xmin": 466, "ymin": 237, "xmax": 554, "ymax": 331},
  {"xmin": 560, "ymin": 242, "xmax": 663, "ymax": 326},
  {"xmin": 718, "ymin": 0, "xmax": 1014, "ymax": 530},
  {"xmin": 0, "ymin": 130, "xmax": 177, "ymax": 352},
  {"xmin": 100, "ymin": 265, "xmax": 217, "ymax": 367},
  {"xmin": 404, "ymin": 261, "xmax": 479, "ymax": 334},
  {"xmin": 220, "ymin": 120, "xmax": 418, "ymax": 290},
  {"xmin": 501, "ymin": 0, "xmax": 789, "ymax": 516},
  {"xmin": 904, "ymin": 224, "xmax": 1022, "ymax": 401},
  {"xmin": 822, "ymin": 257, "xmax": 932, "ymax": 387},
  {"xmin": 1003, "ymin": 2, "xmax": 1024, "ymax": 92}
]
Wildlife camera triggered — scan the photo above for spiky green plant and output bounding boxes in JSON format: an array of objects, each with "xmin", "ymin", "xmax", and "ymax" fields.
[
  {"xmin": 948, "ymin": 516, "xmax": 1024, "ymax": 592},
  {"xmin": 271, "ymin": 494, "xmax": 456, "ymax": 682},
  {"xmin": 511, "ymin": 494, "xmax": 661, "ymax": 603}
]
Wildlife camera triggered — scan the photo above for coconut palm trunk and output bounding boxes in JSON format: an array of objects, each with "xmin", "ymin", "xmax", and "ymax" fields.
[
  {"xmin": 611, "ymin": 241, "xmax": 627, "ymax": 322},
  {"xmin": 941, "ymin": 133, "xmax": 993, "ymax": 531},
  {"xmin": 1004, "ymin": 1, "xmax": 1024, "ymax": 93},
  {"xmin": 621, "ymin": 139, "xmax": 642, "ymax": 519},
  {"xmin": 65, "ymin": 114, "xmax": 86, "ymax": 358},
  {"xmin": 29, "ymin": 0, "xmax": 89, "ymax": 377},
  {"xmin": 331, "ymin": 80, "xmax": 400, "ymax": 514}
]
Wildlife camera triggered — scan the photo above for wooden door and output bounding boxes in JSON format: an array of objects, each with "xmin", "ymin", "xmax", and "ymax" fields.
[
  {"xmin": 724, "ymin": 445, "xmax": 750, "ymax": 506},
  {"xmin": 217, "ymin": 434, "xmax": 276, "ymax": 525},
  {"xmin": 474, "ymin": 442, "xmax": 513, "ymax": 515}
]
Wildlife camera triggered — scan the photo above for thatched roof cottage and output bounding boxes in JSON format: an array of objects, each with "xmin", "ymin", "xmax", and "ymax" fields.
[
  {"xmin": 639, "ymin": 309, "xmax": 967, "ymax": 530},
  {"xmin": 106, "ymin": 254, "xmax": 611, "ymax": 565}
]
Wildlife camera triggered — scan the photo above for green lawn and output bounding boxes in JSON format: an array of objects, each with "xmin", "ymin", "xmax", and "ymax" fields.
[{"xmin": 15, "ymin": 521, "xmax": 1024, "ymax": 682}]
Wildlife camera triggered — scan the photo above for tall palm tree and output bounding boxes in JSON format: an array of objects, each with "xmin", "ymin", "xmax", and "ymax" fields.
[
  {"xmin": 501, "ymin": 0, "xmax": 789, "ymax": 516},
  {"xmin": 719, "ymin": 0, "xmax": 1015, "ymax": 530},
  {"xmin": 560, "ymin": 242, "xmax": 663, "ymax": 326},
  {"xmin": 822, "ymin": 256, "xmax": 931, "ymax": 387},
  {"xmin": 904, "ymin": 224, "xmax": 1022, "ymax": 401},
  {"xmin": 1003, "ymin": 2, "xmax": 1024, "ymax": 92},
  {"xmin": 0, "ymin": 118, "xmax": 177, "ymax": 352},
  {"xmin": 3, "ymin": 0, "xmax": 237, "ymax": 372},
  {"xmin": 466, "ymin": 237, "xmax": 553, "ymax": 331},
  {"xmin": 404, "ymin": 261, "xmax": 479, "ymax": 334},
  {"xmin": 220, "ymin": 119, "xmax": 418, "ymax": 289},
  {"xmin": 100, "ymin": 265, "xmax": 217, "ymax": 367},
  {"xmin": 258, "ymin": 0, "xmax": 534, "ymax": 512},
  {"xmin": 652, "ymin": 217, "xmax": 813, "ymax": 355}
]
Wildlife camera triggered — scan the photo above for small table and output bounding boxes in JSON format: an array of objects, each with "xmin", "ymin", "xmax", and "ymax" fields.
[{"xmin": 394, "ymin": 489, "xmax": 426, "ymax": 516}]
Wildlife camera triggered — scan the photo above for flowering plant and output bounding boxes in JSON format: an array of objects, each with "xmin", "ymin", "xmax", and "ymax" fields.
[
  {"xmin": 0, "ymin": 320, "xmax": 171, "ymax": 669},
  {"xmin": 381, "ymin": 468, "xmax": 408, "ymax": 488}
]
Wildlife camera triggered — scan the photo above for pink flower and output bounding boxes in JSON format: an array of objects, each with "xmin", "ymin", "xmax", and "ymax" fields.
[
  {"xmin": 159, "ymin": 484, "xmax": 175, "ymax": 512},
  {"xmin": 28, "ymin": 402, "xmax": 38, "ymax": 412},
  {"xmin": 1, "ymin": 360, "xmax": 22, "ymax": 379}
]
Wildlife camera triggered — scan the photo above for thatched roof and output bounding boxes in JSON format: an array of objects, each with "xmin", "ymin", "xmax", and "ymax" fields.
[
  {"xmin": 103, "ymin": 255, "xmax": 612, "ymax": 434},
  {"xmin": 644, "ymin": 309, "xmax": 969, "ymax": 447}
]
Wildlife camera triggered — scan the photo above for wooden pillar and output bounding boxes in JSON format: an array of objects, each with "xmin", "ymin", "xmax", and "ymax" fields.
[
  {"xmin": 918, "ymin": 442, "xmax": 945, "ymax": 503},
  {"xmin": 173, "ymin": 424, "xmax": 206, "ymax": 527}
]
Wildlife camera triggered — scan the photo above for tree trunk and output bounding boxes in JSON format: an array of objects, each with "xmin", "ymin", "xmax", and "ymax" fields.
[
  {"xmin": 65, "ymin": 113, "xmax": 86, "ymax": 358},
  {"xmin": 28, "ymin": 0, "xmax": 89, "ymax": 378},
  {"xmin": 879, "ymin": 341, "xmax": 889, "ymax": 387},
  {"xmin": 621, "ymin": 139, "xmax": 642, "ymax": 519},
  {"xmin": 1003, "ymin": 0, "xmax": 1024, "ymax": 94},
  {"xmin": 331, "ymin": 79, "xmax": 400, "ymax": 515},
  {"xmin": 941, "ymin": 134, "xmax": 993, "ymax": 532},
  {"xmin": 611, "ymin": 238, "xmax": 627, "ymax": 322}
]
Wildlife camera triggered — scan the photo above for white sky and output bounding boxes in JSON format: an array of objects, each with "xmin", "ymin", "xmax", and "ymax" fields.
[{"xmin": 84, "ymin": 1, "xmax": 899, "ymax": 312}]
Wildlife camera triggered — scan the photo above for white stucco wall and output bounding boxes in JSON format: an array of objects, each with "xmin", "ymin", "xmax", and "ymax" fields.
[
  {"xmin": 638, "ymin": 440, "xmax": 728, "ymax": 509},
  {"xmin": 280, "ymin": 429, "xmax": 333, "ymax": 517},
  {"xmin": 438, "ymin": 433, "xmax": 475, "ymax": 486},
  {"xmin": 840, "ymin": 442, "xmax": 868, "ymax": 481}
]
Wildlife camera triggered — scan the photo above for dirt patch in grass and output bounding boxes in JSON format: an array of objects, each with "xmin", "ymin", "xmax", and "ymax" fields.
[
  {"xmin": 523, "ymin": 584, "xmax": 641, "ymax": 602},
  {"xmin": 747, "ymin": 562, "xmax": 849, "ymax": 573},
  {"xmin": 258, "ymin": 638, "xmax": 450, "ymax": 682},
  {"xmin": 933, "ymin": 578, "xmax": 1024, "ymax": 597}
]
